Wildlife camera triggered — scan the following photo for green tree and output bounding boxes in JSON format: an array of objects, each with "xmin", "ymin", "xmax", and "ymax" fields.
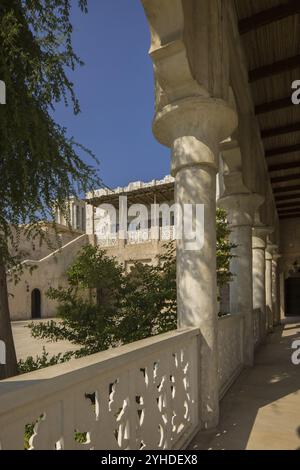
[
  {"xmin": 216, "ymin": 208, "xmax": 236, "ymax": 289},
  {"xmin": 25, "ymin": 209, "xmax": 235, "ymax": 371},
  {"xmin": 117, "ymin": 242, "xmax": 177, "ymax": 343},
  {"xmin": 27, "ymin": 243, "xmax": 177, "ymax": 365},
  {"xmin": 0, "ymin": 0, "xmax": 100, "ymax": 379},
  {"xmin": 36, "ymin": 245, "xmax": 125, "ymax": 357}
]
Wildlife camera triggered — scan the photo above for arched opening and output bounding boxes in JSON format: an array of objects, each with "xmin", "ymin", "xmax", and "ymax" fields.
[
  {"xmin": 31, "ymin": 289, "xmax": 41, "ymax": 319},
  {"xmin": 285, "ymin": 276, "xmax": 300, "ymax": 317}
]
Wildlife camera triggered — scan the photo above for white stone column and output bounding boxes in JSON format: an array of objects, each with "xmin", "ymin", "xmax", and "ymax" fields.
[
  {"xmin": 252, "ymin": 224, "xmax": 272, "ymax": 341},
  {"xmin": 153, "ymin": 98, "xmax": 237, "ymax": 429},
  {"xmin": 175, "ymin": 162, "xmax": 217, "ymax": 329},
  {"xmin": 265, "ymin": 245, "xmax": 273, "ymax": 332},
  {"xmin": 252, "ymin": 229, "xmax": 266, "ymax": 341},
  {"xmin": 219, "ymin": 194, "xmax": 263, "ymax": 366},
  {"xmin": 150, "ymin": 194, "xmax": 160, "ymax": 242},
  {"xmin": 72, "ymin": 202, "xmax": 77, "ymax": 230},
  {"xmin": 279, "ymin": 271, "xmax": 285, "ymax": 321},
  {"xmin": 141, "ymin": 0, "xmax": 237, "ymax": 430},
  {"xmin": 272, "ymin": 251, "xmax": 281, "ymax": 326},
  {"xmin": 117, "ymin": 196, "xmax": 127, "ymax": 250}
]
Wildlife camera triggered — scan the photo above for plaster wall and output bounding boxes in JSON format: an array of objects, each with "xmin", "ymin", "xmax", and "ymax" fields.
[
  {"xmin": 8, "ymin": 234, "xmax": 88, "ymax": 320},
  {"xmin": 9, "ymin": 225, "xmax": 82, "ymax": 262},
  {"xmin": 280, "ymin": 218, "xmax": 300, "ymax": 276}
]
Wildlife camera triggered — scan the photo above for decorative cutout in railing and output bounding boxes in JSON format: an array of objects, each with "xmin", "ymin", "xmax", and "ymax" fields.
[
  {"xmin": 0, "ymin": 328, "xmax": 199, "ymax": 450},
  {"xmin": 96, "ymin": 226, "xmax": 176, "ymax": 247},
  {"xmin": 97, "ymin": 235, "xmax": 118, "ymax": 247},
  {"xmin": 159, "ymin": 226, "xmax": 176, "ymax": 241},
  {"xmin": 127, "ymin": 229, "xmax": 151, "ymax": 245}
]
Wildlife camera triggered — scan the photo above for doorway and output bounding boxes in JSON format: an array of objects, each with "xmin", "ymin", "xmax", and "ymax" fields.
[
  {"xmin": 31, "ymin": 289, "xmax": 41, "ymax": 319},
  {"xmin": 285, "ymin": 277, "xmax": 300, "ymax": 317}
]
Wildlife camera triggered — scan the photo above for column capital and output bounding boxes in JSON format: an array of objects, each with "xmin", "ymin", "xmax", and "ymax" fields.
[
  {"xmin": 218, "ymin": 192, "xmax": 264, "ymax": 227},
  {"xmin": 272, "ymin": 252, "xmax": 281, "ymax": 262},
  {"xmin": 265, "ymin": 250, "xmax": 273, "ymax": 261},
  {"xmin": 152, "ymin": 97, "xmax": 237, "ymax": 175},
  {"xmin": 252, "ymin": 234, "xmax": 266, "ymax": 250},
  {"xmin": 266, "ymin": 243, "xmax": 279, "ymax": 257},
  {"xmin": 252, "ymin": 224, "xmax": 273, "ymax": 249}
]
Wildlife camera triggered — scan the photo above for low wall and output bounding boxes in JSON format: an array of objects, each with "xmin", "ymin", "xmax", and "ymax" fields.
[
  {"xmin": 0, "ymin": 328, "xmax": 200, "ymax": 450},
  {"xmin": 253, "ymin": 308, "xmax": 262, "ymax": 349},
  {"xmin": 218, "ymin": 315, "xmax": 244, "ymax": 399},
  {"xmin": 8, "ymin": 234, "xmax": 88, "ymax": 320}
]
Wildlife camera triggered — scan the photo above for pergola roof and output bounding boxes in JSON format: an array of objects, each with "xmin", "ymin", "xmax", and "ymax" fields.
[
  {"xmin": 86, "ymin": 181, "xmax": 174, "ymax": 208},
  {"xmin": 235, "ymin": 0, "xmax": 300, "ymax": 219}
]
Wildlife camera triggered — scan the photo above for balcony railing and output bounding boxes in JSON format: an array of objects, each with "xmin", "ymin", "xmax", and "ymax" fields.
[
  {"xmin": 159, "ymin": 225, "xmax": 176, "ymax": 241},
  {"xmin": 218, "ymin": 315, "xmax": 243, "ymax": 399},
  {"xmin": 0, "ymin": 314, "xmax": 251, "ymax": 450},
  {"xmin": 96, "ymin": 226, "xmax": 176, "ymax": 248},
  {"xmin": 253, "ymin": 308, "xmax": 262, "ymax": 348},
  {"xmin": 127, "ymin": 228, "xmax": 151, "ymax": 245},
  {"xmin": 97, "ymin": 235, "xmax": 118, "ymax": 247},
  {"xmin": 0, "ymin": 328, "xmax": 199, "ymax": 450}
]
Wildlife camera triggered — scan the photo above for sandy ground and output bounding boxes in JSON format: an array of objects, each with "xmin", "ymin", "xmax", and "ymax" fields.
[{"xmin": 12, "ymin": 319, "xmax": 76, "ymax": 361}]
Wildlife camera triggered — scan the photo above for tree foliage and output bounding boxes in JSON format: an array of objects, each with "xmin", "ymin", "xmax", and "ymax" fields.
[
  {"xmin": 216, "ymin": 208, "xmax": 236, "ymax": 288},
  {"xmin": 0, "ymin": 0, "xmax": 100, "ymax": 379},
  {"xmin": 18, "ymin": 346, "xmax": 73, "ymax": 374},
  {"xmin": 25, "ymin": 209, "xmax": 235, "ymax": 371},
  {"xmin": 0, "ymin": 0, "xmax": 100, "ymax": 268},
  {"xmin": 28, "ymin": 243, "xmax": 177, "ymax": 360}
]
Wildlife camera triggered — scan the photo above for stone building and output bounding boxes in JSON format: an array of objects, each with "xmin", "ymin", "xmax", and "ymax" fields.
[
  {"xmin": 85, "ymin": 175, "xmax": 176, "ymax": 271},
  {"xmin": 8, "ymin": 162, "xmax": 300, "ymax": 322},
  {"xmin": 8, "ymin": 174, "xmax": 229, "ymax": 319},
  {"xmin": 85, "ymin": 174, "xmax": 230, "ymax": 312},
  {"xmin": 7, "ymin": 200, "xmax": 88, "ymax": 320}
]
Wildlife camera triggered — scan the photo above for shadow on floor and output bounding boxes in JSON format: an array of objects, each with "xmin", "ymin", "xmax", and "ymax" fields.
[{"xmin": 189, "ymin": 322, "xmax": 300, "ymax": 450}]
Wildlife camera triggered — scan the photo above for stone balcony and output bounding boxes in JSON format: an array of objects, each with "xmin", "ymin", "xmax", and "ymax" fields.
[
  {"xmin": 97, "ymin": 226, "xmax": 176, "ymax": 248},
  {"xmin": 1, "ymin": 315, "xmax": 300, "ymax": 450},
  {"xmin": 0, "ymin": 314, "xmax": 245, "ymax": 450},
  {"xmin": 2, "ymin": 0, "xmax": 300, "ymax": 452}
]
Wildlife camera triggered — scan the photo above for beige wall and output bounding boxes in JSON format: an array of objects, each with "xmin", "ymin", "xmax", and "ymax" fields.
[
  {"xmin": 280, "ymin": 218, "xmax": 300, "ymax": 277},
  {"xmin": 8, "ymin": 233, "xmax": 173, "ymax": 320},
  {"xmin": 8, "ymin": 234, "xmax": 88, "ymax": 320},
  {"xmin": 9, "ymin": 224, "xmax": 83, "ymax": 262},
  {"xmin": 99, "ymin": 238, "xmax": 174, "ymax": 270}
]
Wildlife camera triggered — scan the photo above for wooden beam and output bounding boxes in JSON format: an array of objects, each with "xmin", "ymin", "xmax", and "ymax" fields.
[
  {"xmin": 277, "ymin": 201, "xmax": 300, "ymax": 209},
  {"xmin": 268, "ymin": 161, "xmax": 300, "ymax": 172},
  {"xmin": 278, "ymin": 208, "xmax": 300, "ymax": 215},
  {"xmin": 279, "ymin": 213, "xmax": 300, "ymax": 219},
  {"xmin": 261, "ymin": 121, "xmax": 300, "ymax": 139},
  {"xmin": 266, "ymin": 143, "xmax": 300, "ymax": 157},
  {"xmin": 275, "ymin": 192, "xmax": 300, "ymax": 201},
  {"xmin": 273, "ymin": 184, "xmax": 300, "ymax": 193},
  {"xmin": 277, "ymin": 206, "xmax": 300, "ymax": 214},
  {"xmin": 278, "ymin": 209, "xmax": 300, "ymax": 217},
  {"xmin": 239, "ymin": 1, "xmax": 300, "ymax": 34},
  {"xmin": 249, "ymin": 55, "xmax": 300, "ymax": 82},
  {"xmin": 255, "ymin": 96, "xmax": 292, "ymax": 115},
  {"xmin": 271, "ymin": 174, "xmax": 300, "ymax": 184}
]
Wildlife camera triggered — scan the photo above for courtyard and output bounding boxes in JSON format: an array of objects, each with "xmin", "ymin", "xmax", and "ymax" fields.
[{"xmin": 12, "ymin": 320, "xmax": 75, "ymax": 361}]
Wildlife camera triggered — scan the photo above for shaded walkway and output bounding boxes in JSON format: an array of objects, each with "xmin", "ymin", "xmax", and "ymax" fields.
[{"xmin": 190, "ymin": 320, "xmax": 300, "ymax": 450}]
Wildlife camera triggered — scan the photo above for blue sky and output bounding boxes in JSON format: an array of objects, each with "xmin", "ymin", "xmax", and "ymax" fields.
[{"xmin": 54, "ymin": 0, "xmax": 170, "ymax": 189}]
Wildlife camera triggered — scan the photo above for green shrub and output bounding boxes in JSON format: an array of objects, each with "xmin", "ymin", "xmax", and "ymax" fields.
[{"xmin": 22, "ymin": 209, "xmax": 235, "ymax": 372}]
